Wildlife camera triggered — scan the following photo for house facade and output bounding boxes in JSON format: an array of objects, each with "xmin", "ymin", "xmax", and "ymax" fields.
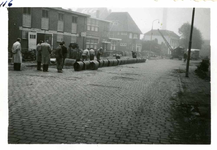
[
  {"xmin": 8, "ymin": 7, "xmax": 89, "ymax": 53},
  {"xmin": 86, "ymin": 17, "xmax": 111, "ymax": 51},
  {"xmin": 105, "ymin": 12, "xmax": 143, "ymax": 53},
  {"xmin": 143, "ymin": 29, "xmax": 180, "ymax": 54}
]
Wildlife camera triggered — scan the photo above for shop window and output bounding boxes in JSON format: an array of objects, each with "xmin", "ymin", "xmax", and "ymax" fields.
[{"xmin": 22, "ymin": 31, "xmax": 28, "ymax": 39}]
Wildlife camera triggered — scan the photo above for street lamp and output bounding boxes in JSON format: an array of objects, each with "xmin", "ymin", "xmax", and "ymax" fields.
[{"xmin": 149, "ymin": 19, "xmax": 160, "ymax": 52}]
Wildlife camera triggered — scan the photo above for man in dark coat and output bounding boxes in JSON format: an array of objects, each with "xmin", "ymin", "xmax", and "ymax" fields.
[
  {"xmin": 36, "ymin": 40, "xmax": 43, "ymax": 71},
  {"xmin": 61, "ymin": 41, "xmax": 67, "ymax": 68},
  {"xmin": 41, "ymin": 40, "xmax": 52, "ymax": 72},
  {"xmin": 55, "ymin": 42, "xmax": 63, "ymax": 73},
  {"xmin": 96, "ymin": 47, "xmax": 103, "ymax": 61}
]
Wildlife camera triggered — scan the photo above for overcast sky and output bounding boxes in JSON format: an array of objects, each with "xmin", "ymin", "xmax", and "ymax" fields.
[
  {"xmin": 109, "ymin": 8, "xmax": 210, "ymax": 40},
  {"xmin": 71, "ymin": 7, "xmax": 210, "ymax": 40}
]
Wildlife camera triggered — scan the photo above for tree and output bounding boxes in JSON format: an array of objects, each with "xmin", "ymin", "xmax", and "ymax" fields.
[{"xmin": 178, "ymin": 23, "xmax": 203, "ymax": 49}]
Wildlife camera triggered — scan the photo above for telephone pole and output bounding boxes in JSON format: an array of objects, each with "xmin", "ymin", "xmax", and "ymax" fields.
[{"xmin": 185, "ymin": 8, "xmax": 195, "ymax": 77}]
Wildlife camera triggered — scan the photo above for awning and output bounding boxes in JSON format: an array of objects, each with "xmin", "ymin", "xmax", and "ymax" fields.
[{"xmin": 109, "ymin": 38, "xmax": 122, "ymax": 41}]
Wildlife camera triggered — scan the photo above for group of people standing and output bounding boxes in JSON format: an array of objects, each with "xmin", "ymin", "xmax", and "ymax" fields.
[
  {"xmin": 81, "ymin": 47, "xmax": 103, "ymax": 61},
  {"xmin": 11, "ymin": 38, "xmax": 103, "ymax": 73},
  {"xmin": 36, "ymin": 41, "xmax": 67, "ymax": 73}
]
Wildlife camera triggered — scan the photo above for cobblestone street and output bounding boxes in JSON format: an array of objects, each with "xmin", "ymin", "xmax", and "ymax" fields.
[{"xmin": 8, "ymin": 59, "xmax": 204, "ymax": 144}]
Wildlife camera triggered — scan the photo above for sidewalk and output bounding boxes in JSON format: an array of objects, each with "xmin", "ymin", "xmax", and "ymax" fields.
[{"xmin": 173, "ymin": 60, "xmax": 211, "ymax": 144}]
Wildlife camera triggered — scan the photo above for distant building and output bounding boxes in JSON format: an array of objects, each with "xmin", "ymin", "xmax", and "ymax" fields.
[
  {"xmin": 105, "ymin": 12, "xmax": 143, "ymax": 52},
  {"xmin": 86, "ymin": 17, "xmax": 111, "ymax": 51},
  {"xmin": 76, "ymin": 8, "xmax": 111, "ymax": 20},
  {"xmin": 8, "ymin": 7, "xmax": 89, "ymax": 52},
  {"xmin": 143, "ymin": 29, "xmax": 180, "ymax": 54}
]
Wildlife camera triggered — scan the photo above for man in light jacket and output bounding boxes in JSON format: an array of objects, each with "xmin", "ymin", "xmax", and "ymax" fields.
[
  {"xmin": 12, "ymin": 38, "xmax": 22, "ymax": 71},
  {"xmin": 89, "ymin": 48, "xmax": 95, "ymax": 61},
  {"xmin": 82, "ymin": 48, "xmax": 89, "ymax": 61},
  {"xmin": 41, "ymin": 40, "xmax": 52, "ymax": 72}
]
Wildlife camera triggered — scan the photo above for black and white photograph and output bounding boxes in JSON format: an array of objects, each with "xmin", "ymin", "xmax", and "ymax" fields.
[{"xmin": 1, "ymin": 0, "xmax": 217, "ymax": 148}]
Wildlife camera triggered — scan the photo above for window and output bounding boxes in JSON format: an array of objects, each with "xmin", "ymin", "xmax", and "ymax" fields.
[
  {"xmin": 23, "ymin": 8, "xmax": 31, "ymax": 27},
  {"xmin": 57, "ymin": 34, "xmax": 63, "ymax": 42},
  {"xmin": 71, "ymin": 36, "xmax": 76, "ymax": 43},
  {"xmin": 72, "ymin": 16, "xmax": 77, "ymax": 23},
  {"xmin": 71, "ymin": 23, "xmax": 77, "ymax": 33},
  {"xmin": 41, "ymin": 10, "xmax": 49, "ymax": 29},
  {"xmin": 42, "ymin": 10, "xmax": 48, "ymax": 18},
  {"xmin": 87, "ymin": 25, "xmax": 91, "ymax": 31},
  {"xmin": 120, "ymin": 43, "xmax": 127, "ymax": 46},
  {"xmin": 22, "ymin": 31, "xmax": 28, "ymax": 39},
  {"xmin": 23, "ymin": 8, "xmax": 31, "ymax": 15},
  {"xmin": 30, "ymin": 34, "xmax": 36, "ymax": 39},
  {"xmin": 91, "ymin": 26, "xmax": 95, "ymax": 31},
  {"xmin": 58, "ymin": 13, "xmax": 64, "ymax": 32},
  {"xmin": 58, "ymin": 13, "xmax": 64, "ymax": 21},
  {"xmin": 95, "ymin": 27, "xmax": 98, "ymax": 32},
  {"xmin": 87, "ymin": 18, "xmax": 91, "ymax": 25},
  {"xmin": 133, "ymin": 34, "xmax": 138, "ymax": 39},
  {"xmin": 86, "ymin": 38, "xmax": 98, "ymax": 49},
  {"xmin": 129, "ymin": 33, "xmax": 132, "ymax": 39}
]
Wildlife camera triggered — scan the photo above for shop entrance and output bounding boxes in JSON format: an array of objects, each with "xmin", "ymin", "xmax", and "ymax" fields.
[{"xmin": 37, "ymin": 33, "xmax": 53, "ymax": 46}]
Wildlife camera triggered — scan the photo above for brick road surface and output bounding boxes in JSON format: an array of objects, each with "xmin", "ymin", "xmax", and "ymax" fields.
[{"xmin": 8, "ymin": 59, "xmax": 184, "ymax": 144}]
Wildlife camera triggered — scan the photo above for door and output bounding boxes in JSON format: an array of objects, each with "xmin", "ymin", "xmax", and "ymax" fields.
[{"xmin": 28, "ymin": 32, "xmax": 37, "ymax": 51}]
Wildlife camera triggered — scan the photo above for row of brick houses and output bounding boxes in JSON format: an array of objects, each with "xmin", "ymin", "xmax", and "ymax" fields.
[{"xmin": 8, "ymin": 7, "xmax": 143, "ymax": 56}]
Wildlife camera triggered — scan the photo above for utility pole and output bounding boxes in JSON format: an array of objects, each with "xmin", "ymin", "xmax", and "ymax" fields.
[{"xmin": 185, "ymin": 8, "xmax": 195, "ymax": 77}]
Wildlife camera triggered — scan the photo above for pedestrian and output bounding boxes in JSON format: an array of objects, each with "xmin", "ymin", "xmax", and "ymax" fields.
[
  {"xmin": 55, "ymin": 42, "xmax": 63, "ymax": 73},
  {"xmin": 132, "ymin": 51, "xmax": 137, "ymax": 58},
  {"xmin": 75, "ymin": 46, "xmax": 82, "ymax": 62},
  {"xmin": 89, "ymin": 48, "xmax": 95, "ymax": 61},
  {"xmin": 96, "ymin": 47, "xmax": 103, "ymax": 61},
  {"xmin": 61, "ymin": 41, "xmax": 67, "ymax": 68},
  {"xmin": 183, "ymin": 52, "xmax": 187, "ymax": 62},
  {"xmin": 82, "ymin": 48, "xmax": 89, "ymax": 61},
  {"xmin": 41, "ymin": 40, "xmax": 52, "ymax": 72},
  {"xmin": 12, "ymin": 38, "xmax": 22, "ymax": 71},
  {"xmin": 36, "ymin": 40, "xmax": 43, "ymax": 71}
]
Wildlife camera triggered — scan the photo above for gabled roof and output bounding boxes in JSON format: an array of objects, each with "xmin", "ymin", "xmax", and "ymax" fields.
[
  {"xmin": 144, "ymin": 30, "xmax": 179, "ymax": 39},
  {"xmin": 105, "ymin": 12, "xmax": 142, "ymax": 34}
]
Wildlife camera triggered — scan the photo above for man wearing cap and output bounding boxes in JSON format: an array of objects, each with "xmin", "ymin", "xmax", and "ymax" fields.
[
  {"xmin": 41, "ymin": 40, "xmax": 52, "ymax": 72},
  {"xmin": 61, "ymin": 41, "xmax": 68, "ymax": 68},
  {"xmin": 12, "ymin": 38, "xmax": 22, "ymax": 71},
  {"xmin": 36, "ymin": 40, "xmax": 43, "ymax": 71}
]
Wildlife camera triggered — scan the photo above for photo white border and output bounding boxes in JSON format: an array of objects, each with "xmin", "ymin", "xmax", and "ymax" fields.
[{"xmin": 1, "ymin": 0, "xmax": 216, "ymax": 150}]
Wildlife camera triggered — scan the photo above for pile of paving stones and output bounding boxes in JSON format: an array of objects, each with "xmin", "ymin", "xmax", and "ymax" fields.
[{"xmin": 74, "ymin": 58, "xmax": 146, "ymax": 71}]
